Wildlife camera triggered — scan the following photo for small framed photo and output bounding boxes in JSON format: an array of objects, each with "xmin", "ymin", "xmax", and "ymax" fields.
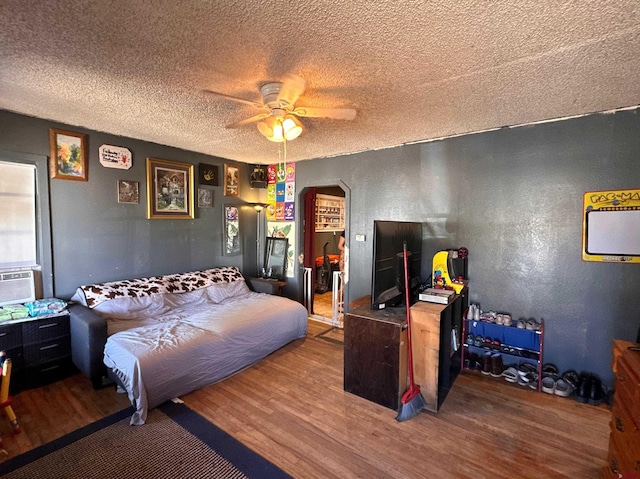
[
  {"xmin": 198, "ymin": 188, "xmax": 213, "ymax": 208},
  {"xmin": 117, "ymin": 180, "xmax": 139, "ymax": 204},
  {"xmin": 146, "ymin": 157, "xmax": 195, "ymax": 219},
  {"xmin": 198, "ymin": 163, "xmax": 219, "ymax": 186},
  {"xmin": 224, "ymin": 164, "xmax": 239, "ymax": 197},
  {"xmin": 49, "ymin": 128, "xmax": 88, "ymax": 181}
]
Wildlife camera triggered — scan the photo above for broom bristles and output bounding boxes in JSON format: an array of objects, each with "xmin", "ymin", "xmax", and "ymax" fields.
[{"xmin": 395, "ymin": 388, "xmax": 426, "ymax": 422}]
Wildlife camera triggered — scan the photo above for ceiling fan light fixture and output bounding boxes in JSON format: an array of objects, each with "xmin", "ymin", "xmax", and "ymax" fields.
[
  {"xmin": 282, "ymin": 115, "xmax": 302, "ymax": 141},
  {"xmin": 257, "ymin": 114, "xmax": 302, "ymax": 142}
]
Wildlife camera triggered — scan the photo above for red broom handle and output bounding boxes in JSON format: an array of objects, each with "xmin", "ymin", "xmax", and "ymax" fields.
[{"xmin": 403, "ymin": 243, "xmax": 416, "ymax": 389}]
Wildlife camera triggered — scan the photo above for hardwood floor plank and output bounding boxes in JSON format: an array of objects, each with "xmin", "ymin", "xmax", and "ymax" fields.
[{"xmin": 0, "ymin": 319, "xmax": 609, "ymax": 479}]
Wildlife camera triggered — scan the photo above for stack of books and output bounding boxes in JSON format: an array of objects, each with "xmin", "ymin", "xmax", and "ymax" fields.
[{"xmin": 418, "ymin": 288, "xmax": 456, "ymax": 304}]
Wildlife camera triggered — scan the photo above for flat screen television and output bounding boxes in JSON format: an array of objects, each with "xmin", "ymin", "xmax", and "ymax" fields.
[{"xmin": 371, "ymin": 220, "xmax": 423, "ymax": 310}]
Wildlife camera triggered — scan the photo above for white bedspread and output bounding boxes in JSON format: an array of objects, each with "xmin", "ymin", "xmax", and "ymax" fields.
[{"xmin": 101, "ymin": 284, "xmax": 308, "ymax": 425}]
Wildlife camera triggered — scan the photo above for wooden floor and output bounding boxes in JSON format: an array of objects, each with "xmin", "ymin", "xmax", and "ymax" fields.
[{"xmin": 0, "ymin": 320, "xmax": 610, "ymax": 478}]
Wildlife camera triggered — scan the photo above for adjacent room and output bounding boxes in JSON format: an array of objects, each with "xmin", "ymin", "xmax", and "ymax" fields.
[{"xmin": 1, "ymin": 1, "xmax": 639, "ymax": 478}]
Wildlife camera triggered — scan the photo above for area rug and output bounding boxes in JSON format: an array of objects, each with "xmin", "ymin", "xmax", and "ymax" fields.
[{"xmin": 0, "ymin": 401, "xmax": 292, "ymax": 479}]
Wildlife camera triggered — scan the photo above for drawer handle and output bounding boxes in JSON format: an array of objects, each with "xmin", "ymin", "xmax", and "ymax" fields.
[
  {"xmin": 40, "ymin": 343, "xmax": 59, "ymax": 351},
  {"xmin": 0, "ymin": 332, "xmax": 6, "ymax": 337},
  {"xmin": 615, "ymin": 416, "xmax": 624, "ymax": 432},
  {"xmin": 39, "ymin": 323, "xmax": 58, "ymax": 329}
]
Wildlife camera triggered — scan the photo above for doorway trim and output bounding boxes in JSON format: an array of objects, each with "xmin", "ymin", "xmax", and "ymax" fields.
[{"xmin": 297, "ymin": 180, "xmax": 351, "ymax": 322}]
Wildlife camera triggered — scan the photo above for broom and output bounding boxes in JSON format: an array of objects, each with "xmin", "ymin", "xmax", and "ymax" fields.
[{"xmin": 396, "ymin": 241, "xmax": 426, "ymax": 422}]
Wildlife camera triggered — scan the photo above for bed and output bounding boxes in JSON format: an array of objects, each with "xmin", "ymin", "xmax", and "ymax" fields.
[{"xmin": 69, "ymin": 267, "xmax": 308, "ymax": 424}]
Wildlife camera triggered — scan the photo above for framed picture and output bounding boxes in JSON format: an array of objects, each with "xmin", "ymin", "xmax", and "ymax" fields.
[
  {"xmin": 224, "ymin": 164, "xmax": 239, "ymax": 197},
  {"xmin": 224, "ymin": 205, "xmax": 241, "ymax": 255},
  {"xmin": 198, "ymin": 163, "xmax": 219, "ymax": 186},
  {"xmin": 117, "ymin": 180, "xmax": 139, "ymax": 204},
  {"xmin": 146, "ymin": 157, "xmax": 195, "ymax": 219},
  {"xmin": 198, "ymin": 187, "xmax": 213, "ymax": 208},
  {"xmin": 49, "ymin": 128, "xmax": 88, "ymax": 181}
]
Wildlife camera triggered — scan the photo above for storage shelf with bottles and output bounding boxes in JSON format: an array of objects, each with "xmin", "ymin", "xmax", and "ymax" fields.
[
  {"xmin": 461, "ymin": 315, "xmax": 544, "ymax": 391},
  {"xmin": 315, "ymin": 194, "xmax": 345, "ymax": 232}
]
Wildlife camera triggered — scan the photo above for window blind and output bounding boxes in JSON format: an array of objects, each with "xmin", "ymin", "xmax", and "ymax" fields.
[{"xmin": 0, "ymin": 160, "xmax": 37, "ymax": 269}]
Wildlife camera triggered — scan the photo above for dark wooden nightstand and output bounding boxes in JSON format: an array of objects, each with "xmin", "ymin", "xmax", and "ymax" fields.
[
  {"xmin": 248, "ymin": 277, "xmax": 287, "ymax": 296},
  {"xmin": 0, "ymin": 310, "xmax": 74, "ymax": 393}
]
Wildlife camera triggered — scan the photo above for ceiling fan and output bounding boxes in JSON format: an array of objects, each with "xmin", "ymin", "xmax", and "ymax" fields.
[{"xmin": 204, "ymin": 74, "xmax": 356, "ymax": 142}]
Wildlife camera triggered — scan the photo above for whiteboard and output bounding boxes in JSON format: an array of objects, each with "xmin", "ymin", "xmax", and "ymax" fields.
[
  {"xmin": 582, "ymin": 189, "xmax": 640, "ymax": 263},
  {"xmin": 586, "ymin": 210, "xmax": 640, "ymax": 255}
]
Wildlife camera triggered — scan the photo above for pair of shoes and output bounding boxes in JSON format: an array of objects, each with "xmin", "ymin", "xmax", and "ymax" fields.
[
  {"xmin": 541, "ymin": 377, "xmax": 573, "ymax": 397},
  {"xmin": 526, "ymin": 318, "xmax": 540, "ymax": 331},
  {"xmin": 516, "ymin": 363, "xmax": 538, "ymax": 388},
  {"xmin": 502, "ymin": 366, "xmax": 519, "ymax": 383},
  {"xmin": 562, "ymin": 370, "xmax": 580, "ymax": 390},
  {"xmin": 542, "ymin": 363, "xmax": 559, "ymax": 378},
  {"xmin": 575, "ymin": 373, "xmax": 606, "ymax": 405},
  {"xmin": 495, "ymin": 313, "xmax": 513, "ymax": 326}
]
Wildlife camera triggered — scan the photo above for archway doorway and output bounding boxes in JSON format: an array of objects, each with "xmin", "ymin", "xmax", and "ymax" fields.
[{"xmin": 301, "ymin": 184, "xmax": 348, "ymax": 327}]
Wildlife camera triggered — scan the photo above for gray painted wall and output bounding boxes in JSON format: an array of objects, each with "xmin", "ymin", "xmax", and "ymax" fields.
[
  {"xmin": 2, "ymin": 108, "xmax": 639, "ymax": 386},
  {"xmin": 295, "ymin": 109, "xmax": 640, "ymax": 385},
  {"xmin": 0, "ymin": 110, "xmax": 258, "ymax": 298}
]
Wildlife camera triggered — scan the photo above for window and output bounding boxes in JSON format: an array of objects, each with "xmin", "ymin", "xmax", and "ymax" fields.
[
  {"xmin": 0, "ymin": 161, "xmax": 37, "ymax": 268},
  {"xmin": 0, "ymin": 151, "xmax": 53, "ymax": 297}
]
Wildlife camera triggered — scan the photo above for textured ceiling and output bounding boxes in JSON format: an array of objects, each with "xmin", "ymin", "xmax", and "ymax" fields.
[{"xmin": 1, "ymin": 1, "xmax": 639, "ymax": 164}]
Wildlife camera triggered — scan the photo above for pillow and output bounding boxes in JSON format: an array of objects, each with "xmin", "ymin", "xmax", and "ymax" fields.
[
  {"xmin": 72, "ymin": 266, "xmax": 244, "ymax": 308},
  {"xmin": 93, "ymin": 294, "xmax": 165, "ymax": 317},
  {"xmin": 204, "ymin": 279, "xmax": 251, "ymax": 303}
]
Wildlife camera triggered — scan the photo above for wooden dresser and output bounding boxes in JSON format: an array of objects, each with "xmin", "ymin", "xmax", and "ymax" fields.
[
  {"xmin": 344, "ymin": 305, "xmax": 407, "ymax": 410},
  {"xmin": 604, "ymin": 339, "xmax": 640, "ymax": 478}
]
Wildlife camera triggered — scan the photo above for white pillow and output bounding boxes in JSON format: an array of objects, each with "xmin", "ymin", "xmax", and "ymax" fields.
[
  {"xmin": 93, "ymin": 294, "xmax": 167, "ymax": 317},
  {"xmin": 204, "ymin": 279, "xmax": 251, "ymax": 303}
]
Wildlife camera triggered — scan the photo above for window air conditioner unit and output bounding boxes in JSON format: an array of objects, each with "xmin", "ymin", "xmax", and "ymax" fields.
[{"xmin": 0, "ymin": 270, "xmax": 36, "ymax": 307}]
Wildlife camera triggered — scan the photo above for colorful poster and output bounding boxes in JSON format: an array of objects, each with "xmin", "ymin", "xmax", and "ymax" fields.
[
  {"xmin": 285, "ymin": 181, "xmax": 295, "ymax": 202},
  {"xmin": 276, "ymin": 183, "xmax": 286, "ymax": 202},
  {"xmin": 267, "ymin": 165, "xmax": 277, "ymax": 184},
  {"xmin": 285, "ymin": 162, "xmax": 295, "ymax": 182},
  {"xmin": 284, "ymin": 202, "xmax": 295, "ymax": 221},
  {"xmin": 267, "ymin": 162, "xmax": 295, "ymax": 222}
]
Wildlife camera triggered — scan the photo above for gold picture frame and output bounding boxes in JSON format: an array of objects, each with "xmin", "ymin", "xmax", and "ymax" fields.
[
  {"xmin": 146, "ymin": 157, "xmax": 195, "ymax": 219},
  {"xmin": 224, "ymin": 164, "xmax": 239, "ymax": 197},
  {"xmin": 49, "ymin": 128, "xmax": 88, "ymax": 181}
]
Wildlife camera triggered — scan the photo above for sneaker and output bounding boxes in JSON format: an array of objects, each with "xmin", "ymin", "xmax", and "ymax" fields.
[
  {"xmin": 517, "ymin": 318, "xmax": 526, "ymax": 329},
  {"xmin": 503, "ymin": 314, "xmax": 512, "ymax": 326},
  {"xmin": 554, "ymin": 378, "xmax": 572, "ymax": 397},
  {"xmin": 502, "ymin": 366, "xmax": 519, "ymax": 383},
  {"xmin": 541, "ymin": 376, "xmax": 556, "ymax": 394},
  {"xmin": 526, "ymin": 318, "xmax": 539, "ymax": 331}
]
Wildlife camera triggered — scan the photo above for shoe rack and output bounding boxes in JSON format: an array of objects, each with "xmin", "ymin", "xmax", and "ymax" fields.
[{"xmin": 461, "ymin": 313, "xmax": 544, "ymax": 391}]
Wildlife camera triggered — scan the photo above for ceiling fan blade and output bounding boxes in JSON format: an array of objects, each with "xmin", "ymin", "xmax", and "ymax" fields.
[
  {"xmin": 292, "ymin": 106, "xmax": 356, "ymax": 121},
  {"xmin": 277, "ymin": 74, "xmax": 306, "ymax": 107},
  {"xmin": 226, "ymin": 112, "xmax": 271, "ymax": 129},
  {"xmin": 203, "ymin": 89, "xmax": 264, "ymax": 109}
]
